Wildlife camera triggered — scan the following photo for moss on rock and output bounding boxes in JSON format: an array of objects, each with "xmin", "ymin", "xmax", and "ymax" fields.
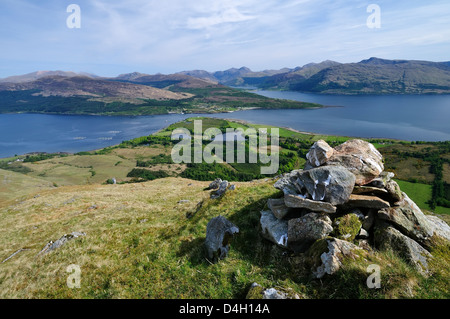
[{"xmin": 332, "ymin": 214, "xmax": 362, "ymax": 242}]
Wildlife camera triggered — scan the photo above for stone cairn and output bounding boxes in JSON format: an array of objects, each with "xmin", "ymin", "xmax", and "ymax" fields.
[{"xmin": 260, "ymin": 139, "xmax": 450, "ymax": 278}]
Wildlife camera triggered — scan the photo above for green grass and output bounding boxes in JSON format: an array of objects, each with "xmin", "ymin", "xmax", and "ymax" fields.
[{"xmin": 395, "ymin": 179, "xmax": 450, "ymax": 215}]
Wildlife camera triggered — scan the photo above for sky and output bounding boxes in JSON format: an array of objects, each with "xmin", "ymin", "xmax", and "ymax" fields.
[{"xmin": 0, "ymin": 0, "xmax": 449, "ymax": 78}]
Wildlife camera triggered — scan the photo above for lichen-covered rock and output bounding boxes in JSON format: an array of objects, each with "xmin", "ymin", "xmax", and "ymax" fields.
[
  {"xmin": 326, "ymin": 139, "xmax": 384, "ymax": 185},
  {"xmin": 384, "ymin": 179, "xmax": 403, "ymax": 202},
  {"xmin": 205, "ymin": 216, "xmax": 239, "ymax": 262},
  {"xmin": 374, "ymin": 222, "xmax": 432, "ymax": 275},
  {"xmin": 288, "ymin": 213, "xmax": 333, "ymax": 252},
  {"xmin": 260, "ymin": 210, "xmax": 288, "ymax": 248},
  {"xmin": 308, "ymin": 238, "xmax": 366, "ymax": 279},
  {"xmin": 297, "ymin": 165, "xmax": 356, "ymax": 205}
]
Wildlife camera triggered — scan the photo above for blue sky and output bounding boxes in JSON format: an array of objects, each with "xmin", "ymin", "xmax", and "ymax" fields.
[{"xmin": 0, "ymin": 0, "xmax": 449, "ymax": 77}]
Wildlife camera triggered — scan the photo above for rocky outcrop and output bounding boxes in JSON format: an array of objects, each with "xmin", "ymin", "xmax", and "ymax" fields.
[
  {"xmin": 38, "ymin": 231, "xmax": 86, "ymax": 255},
  {"xmin": 259, "ymin": 138, "xmax": 450, "ymax": 278},
  {"xmin": 205, "ymin": 216, "xmax": 239, "ymax": 262}
]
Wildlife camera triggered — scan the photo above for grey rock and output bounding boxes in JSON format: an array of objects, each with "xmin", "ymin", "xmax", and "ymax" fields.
[
  {"xmin": 284, "ymin": 194, "xmax": 337, "ymax": 214},
  {"xmin": 273, "ymin": 170, "xmax": 302, "ymax": 195},
  {"xmin": 246, "ymin": 282, "xmax": 300, "ymax": 299},
  {"xmin": 367, "ymin": 172, "xmax": 395, "ymax": 188},
  {"xmin": 374, "ymin": 222, "xmax": 432, "ymax": 275},
  {"xmin": 342, "ymin": 194, "xmax": 390, "ymax": 210},
  {"xmin": 326, "ymin": 139, "xmax": 384, "ymax": 186},
  {"xmin": 361, "ymin": 209, "xmax": 376, "ymax": 231},
  {"xmin": 426, "ymin": 215, "xmax": 450, "ymax": 242},
  {"xmin": 267, "ymin": 198, "xmax": 290, "ymax": 219},
  {"xmin": 312, "ymin": 238, "xmax": 364, "ymax": 279},
  {"xmin": 377, "ymin": 192, "xmax": 434, "ymax": 245},
  {"xmin": 305, "ymin": 139, "xmax": 334, "ymax": 168},
  {"xmin": 260, "ymin": 210, "xmax": 288, "ymax": 248},
  {"xmin": 211, "ymin": 180, "xmax": 229, "ymax": 199},
  {"xmin": 38, "ymin": 231, "xmax": 86, "ymax": 255},
  {"xmin": 288, "ymin": 213, "xmax": 333, "ymax": 252},
  {"xmin": 384, "ymin": 179, "xmax": 403, "ymax": 202},
  {"xmin": 297, "ymin": 165, "xmax": 356, "ymax": 205},
  {"xmin": 205, "ymin": 216, "xmax": 239, "ymax": 262},
  {"xmin": 207, "ymin": 178, "xmax": 222, "ymax": 190}
]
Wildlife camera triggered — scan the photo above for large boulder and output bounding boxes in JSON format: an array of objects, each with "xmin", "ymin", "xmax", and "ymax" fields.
[
  {"xmin": 287, "ymin": 213, "xmax": 333, "ymax": 252},
  {"xmin": 377, "ymin": 192, "xmax": 434, "ymax": 246},
  {"xmin": 260, "ymin": 210, "xmax": 288, "ymax": 248},
  {"xmin": 305, "ymin": 139, "xmax": 334, "ymax": 168},
  {"xmin": 297, "ymin": 165, "xmax": 356, "ymax": 205},
  {"xmin": 374, "ymin": 222, "xmax": 432, "ymax": 275},
  {"xmin": 205, "ymin": 216, "xmax": 239, "ymax": 262},
  {"xmin": 326, "ymin": 139, "xmax": 384, "ymax": 185}
]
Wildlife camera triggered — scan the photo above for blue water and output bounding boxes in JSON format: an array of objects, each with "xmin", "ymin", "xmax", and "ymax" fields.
[{"xmin": 1, "ymin": 91, "xmax": 449, "ymax": 158}]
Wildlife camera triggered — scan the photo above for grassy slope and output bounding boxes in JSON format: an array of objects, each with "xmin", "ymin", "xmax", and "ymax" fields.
[
  {"xmin": 0, "ymin": 177, "xmax": 448, "ymax": 299},
  {"xmin": 0, "ymin": 118, "xmax": 449, "ymax": 299}
]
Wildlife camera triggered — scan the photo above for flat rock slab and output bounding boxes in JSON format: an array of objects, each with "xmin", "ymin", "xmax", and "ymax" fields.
[
  {"xmin": 284, "ymin": 194, "xmax": 337, "ymax": 214},
  {"xmin": 342, "ymin": 194, "xmax": 390, "ymax": 209}
]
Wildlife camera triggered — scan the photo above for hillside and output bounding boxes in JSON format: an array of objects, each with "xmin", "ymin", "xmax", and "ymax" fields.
[
  {"xmin": 0, "ymin": 73, "xmax": 319, "ymax": 115},
  {"xmin": 0, "ymin": 119, "xmax": 449, "ymax": 300},
  {"xmin": 262, "ymin": 58, "xmax": 450, "ymax": 94},
  {"xmin": 178, "ymin": 58, "xmax": 450, "ymax": 94}
]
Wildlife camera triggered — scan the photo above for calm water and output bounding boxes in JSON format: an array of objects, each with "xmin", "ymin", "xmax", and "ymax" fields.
[{"xmin": 1, "ymin": 91, "xmax": 449, "ymax": 158}]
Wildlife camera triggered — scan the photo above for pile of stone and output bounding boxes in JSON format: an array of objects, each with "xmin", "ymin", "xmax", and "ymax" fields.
[{"xmin": 260, "ymin": 139, "xmax": 450, "ymax": 277}]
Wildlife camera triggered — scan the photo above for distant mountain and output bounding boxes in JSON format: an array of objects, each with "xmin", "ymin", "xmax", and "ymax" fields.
[
  {"xmin": 259, "ymin": 60, "xmax": 341, "ymax": 90},
  {"xmin": 261, "ymin": 58, "xmax": 450, "ymax": 94},
  {"xmin": 0, "ymin": 75, "xmax": 191, "ymax": 100},
  {"xmin": 0, "ymin": 70, "xmax": 98, "ymax": 83},
  {"xmin": 112, "ymin": 73, "xmax": 221, "ymax": 89},
  {"xmin": 177, "ymin": 67, "xmax": 293, "ymax": 87}
]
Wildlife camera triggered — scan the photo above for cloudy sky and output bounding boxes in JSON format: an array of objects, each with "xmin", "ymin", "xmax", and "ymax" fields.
[{"xmin": 0, "ymin": 0, "xmax": 449, "ymax": 77}]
